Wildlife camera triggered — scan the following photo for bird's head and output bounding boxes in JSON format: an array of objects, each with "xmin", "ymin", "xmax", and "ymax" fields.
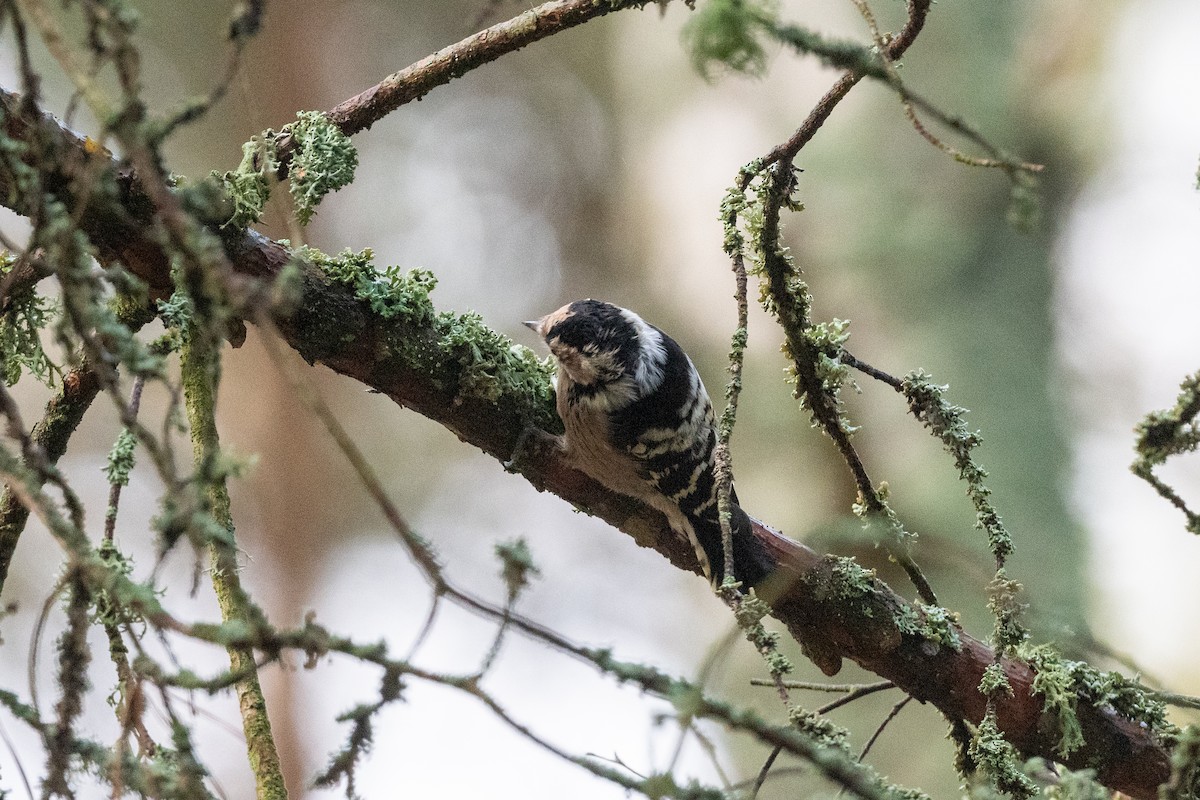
[{"xmin": 526, "ymin": 299, "xmax": 665, "ymax": 405}]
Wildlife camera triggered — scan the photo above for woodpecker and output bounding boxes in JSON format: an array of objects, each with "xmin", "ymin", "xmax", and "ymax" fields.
[{"xmin": 526, "ymin": 299, "xmax": 773, "ymax": 588}]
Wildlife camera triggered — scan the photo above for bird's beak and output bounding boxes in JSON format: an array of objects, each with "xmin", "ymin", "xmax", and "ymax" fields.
[{"xmin": 523, "ymin": 319, "xmax": 542, "ymax": 335}]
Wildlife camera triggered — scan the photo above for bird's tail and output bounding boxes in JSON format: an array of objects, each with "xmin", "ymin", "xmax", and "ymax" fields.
[{"xmin": 688, "ymin": 501, "xmax": 775, "ymax": 589}]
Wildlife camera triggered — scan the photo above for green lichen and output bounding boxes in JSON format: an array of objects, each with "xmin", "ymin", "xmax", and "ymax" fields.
[
  {"xmin": 917, "ymin": 603, "xmax": 961, "ymax": 650},
  {"xmin": 1162, "ymin": 724, "xmax": 1200, "ymax": 800},
  {"xmin": 789, "ymin": 707, "xmax": 850, "ymax": 752},
  {"xmin": 104, "ymin": 429, "xmax": 138, "ymax": 488},
  {"xmin": 718, "ymin": 161, "xmax": 761, "ymax": 257},
  {"xmin": 1, "ymin": 252, "xmax": 58, "ymax": 387},
  {"xmin": 92, "ymin": 540, "xmax": 139, "ymax": 628},
  {"xmin": 786, "ymin": 318, "xmax": 858, "ymax": 435},
  {"xmin": 495, "ymin": 538, "xmax": 539, "ymax": 601},
  {"xmin": 302, "ymin": 246, "xmax": 436, "ymax": 325},
  {"xmin": 287, "ymin": 110, "xmax": 357, "ymax": 226},
  {"xmin": 301, "ymin": 245, "xmax": 556, "ymax": 420},
  {"xmin": 728, "ymin": 590, "xmax": 792, "ymax": 679},
  {"xmin": 1026, "ymin": 650, "xmax": 1085, "ymax": 759},
  {"xmin": 1042, "ymin": 767, "xmax": 1112, "ymax": 800},
  {"xmin": 895, "ymin": 602, "xmax": 962, "ymax": 651},
  {"xmin": 215, "ymin": 110, "xmax": 356, "ymax": 229},
  {"xmin": 853, "ymin": 485, "xmax": 919, "ymax": 554},
  {"xmin": 157, "ymin": 287, "xmax": 193, "ymax": 337},
  {"xmin": 970, "ymin": 711, "xmax": 1039, "ymax": 799},
  {"xmin": 986, "ymin": 571, "xmax": 1028, "ymax": 654},
  {"xmin": 829, "ymin": 556, "xmax": 878, "ymax": 602},
  {"xmin": 681, "ymin": 0, "xmax": 777, "ymax": 80},
  {"xmin": 1021, "ymin": 643, "xmax": 1175, "ymax": 761},
  {"xmin": 978, "ymin": 663, "xmax": 1012, "ymax": 697},
  {"xmin": 901, "ymin": 371, "xmax": 1011, "ymax": 562},
  {"xmin": 438, "ymin": 309, "xmax": 552, "ymax": 405}
]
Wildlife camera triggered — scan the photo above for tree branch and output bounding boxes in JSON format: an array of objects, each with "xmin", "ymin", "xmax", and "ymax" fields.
[
  {"xmin": 0, "ymin": 86, "xmax": 1174, "ymax": 800},
  {"xmin": 313, "ymin": 0, "xmax": 663, "ymax": 140}
]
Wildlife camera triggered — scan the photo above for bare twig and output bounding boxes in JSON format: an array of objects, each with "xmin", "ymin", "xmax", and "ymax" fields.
[
  {"xmin": 763, "ymin": 0, "xmax": 931, "ymax": 170},
  {"xmin": 322, "ymin": 0, "xmax": 667, "ymax": 139},
  {"xmin": 752, "ymin": 679, "xmax": 893, "ymax": 693},
  {"xmin": 858, "ymin": 695, "xmax": 912, "ymax": 762},
  {"xmin": 750, "ymin": 745, "xmax": 783, "ymax": 799},
  {"xmin": 816, "ymin": 683, "xmax": 897, "ymax": 715}
]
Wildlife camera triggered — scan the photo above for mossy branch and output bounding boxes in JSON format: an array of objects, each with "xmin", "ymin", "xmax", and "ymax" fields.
[{"xmin": 179, "ymin": 298, "xmax": 286, "ymax": 798}]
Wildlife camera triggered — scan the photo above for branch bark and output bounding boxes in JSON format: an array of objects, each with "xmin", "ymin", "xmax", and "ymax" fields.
[
  {"xmin": 328, "ymin": 0, "xmax": 660, "ymax": 135},
  {"xmin": 0, "ymin": 87, "xmax": 1174, "ymax": 800}
]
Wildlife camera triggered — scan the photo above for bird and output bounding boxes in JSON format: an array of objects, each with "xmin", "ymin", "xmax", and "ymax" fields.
[{"xmin": 525, "ymin": 299, "xmax": 773, "ymax": 589}]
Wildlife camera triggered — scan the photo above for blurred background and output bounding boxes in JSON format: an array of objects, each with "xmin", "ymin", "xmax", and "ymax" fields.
[{"xmin": 2, "ymin": 0, "xmax": 1199, "ymax": 796}]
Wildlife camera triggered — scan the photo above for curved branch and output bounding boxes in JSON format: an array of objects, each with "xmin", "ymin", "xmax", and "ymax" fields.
[
  {"xmin": 325, "ymin": 0, "xmax": 662, "ymax": 137},
  {"xmin": 0, "ymin": 87, "xmax": 1174, "ymax": 800},
  {"xmin": 764, "ymin": 0, "xmax": 930, "ymax": 169}
]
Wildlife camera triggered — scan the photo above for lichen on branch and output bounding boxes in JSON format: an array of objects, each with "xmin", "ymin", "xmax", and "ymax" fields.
[{"xmin": 215, "ymin": 110, "xmax": 357, "ymax": 228}]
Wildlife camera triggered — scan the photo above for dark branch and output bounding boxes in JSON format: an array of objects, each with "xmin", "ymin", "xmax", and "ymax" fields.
[
  {"xmin": 317, "ymin": 0, "xmax": 663, "ymax": 140},
  {"xmin": 764, "ymin": 0, "xmax": 931, "ymax": 169}
]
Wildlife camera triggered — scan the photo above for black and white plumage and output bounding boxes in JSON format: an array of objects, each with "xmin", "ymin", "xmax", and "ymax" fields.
[{"xmin": 526, "ymin": 299, "xmax": 773, "ymax": 588}]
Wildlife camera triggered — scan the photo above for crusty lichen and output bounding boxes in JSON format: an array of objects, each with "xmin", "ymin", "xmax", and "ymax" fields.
[
  {"xmin": 302, "ymin": 246, "xmax": 436, "ymax": 325},
  {"xmin": 895, "ymin": 602, "xmax": 962, "ymax": 651},
  {"xmin": 827, "ymin": 556, "xmax": 878, "ymax": 604}
]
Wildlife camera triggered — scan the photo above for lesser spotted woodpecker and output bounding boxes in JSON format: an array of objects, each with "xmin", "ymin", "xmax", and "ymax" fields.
[{"xmin": 526, "ymin": 299, "xmax": 773, "ymax": 589}]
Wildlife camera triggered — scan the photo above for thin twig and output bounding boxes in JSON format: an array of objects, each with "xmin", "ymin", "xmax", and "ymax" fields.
[
  {"xmin": 321, "ymin": 0, "xmax": 667, "ymax": 140},
  {"xmin": 816, "ymin": 683, "xmax": 897, "ymax": 715},
  {"xmin": 751, "ymin": 679, "xmax": 895, "ymax": 695},
  {"xmin": 737, "ymin": 0, "xmax": 942, "ymax": 607},
  {"xmin": 763, "ymin": 0, "xmax": 931, "ymax": 169},
  {"xmin": 839, "ymin": 350, "xmax": 902, "ymax": 390},
  {"xmin": 102, "ymin": 375, "xmax": 145, "ymax": 543},
  {"xmin": 750, "ymin": 745, "xmax": 783, "ymax": 800},
  {"xmin": 1154, "ymin": 691, "xmax": 1200, "ymax": 711},
  {"xmin": 857, "ymin": 695, "xmax": 911, "ymax": 761},
  {"xmin": 846, "ymin": 0, "xmax": 1040, "ymax": 175}
]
